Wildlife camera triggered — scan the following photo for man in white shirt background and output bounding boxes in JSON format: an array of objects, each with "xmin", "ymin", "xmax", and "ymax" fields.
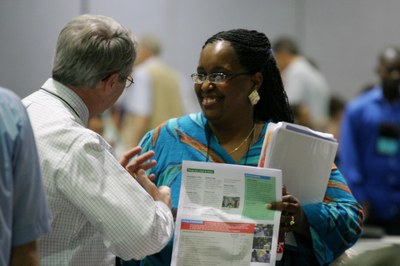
[{"xmin": 273, "ymin": 37, "xmax": 331, "ymax": 125}]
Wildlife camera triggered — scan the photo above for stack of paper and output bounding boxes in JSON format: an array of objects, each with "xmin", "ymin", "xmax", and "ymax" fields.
[{"xmin": 258, "ymin": 122, "xmax": 338, "ymax": 205}]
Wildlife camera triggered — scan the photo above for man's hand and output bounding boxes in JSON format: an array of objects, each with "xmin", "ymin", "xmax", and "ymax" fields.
[
  {"xmin": 121, "ymin": 146, "xmax": 157, "ymax": 180},
  {"xmin": 120, "ymin": 147, "xmax": 171, "ymax": 208},
  {"xmin": 135, "ymin": 169, "xmax": 172, "ymax": 208}
]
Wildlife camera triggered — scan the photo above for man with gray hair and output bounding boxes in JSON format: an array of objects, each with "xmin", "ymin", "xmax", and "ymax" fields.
[{"xmin": 23, "ymin": 14, "xmax": 174, "ymax": 265}]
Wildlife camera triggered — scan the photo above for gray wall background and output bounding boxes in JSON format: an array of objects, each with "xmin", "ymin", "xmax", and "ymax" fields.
[{"xmin": 1, "ymin": 0, "xmax": 400, "ymax": 101}]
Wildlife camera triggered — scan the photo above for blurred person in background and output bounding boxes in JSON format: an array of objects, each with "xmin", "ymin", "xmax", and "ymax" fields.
[
  {"xmin": 317, "ymin": 95, "xmax": 346, "ymax": 164},
  {"xmin": 116, "ymin": 34, "xmax": 198, "ymax": 151},
  {"xmin": 0, "ymin": 86, "xmax": 51, "ymax": 265},
  {"xmin": 88, "ymin": 114, "xmax": 105, "ymax": 135},
  {"xmin": 88, "ymin": 112, "xmax": 126, "ymax": 156},
  {"xmin": 339, "ymin": 46, "xmax": 400, "ymax": 235},
  {"xmin": 324, "ymin": 95, "xmax": 346, "ymax": 141},
  {"xmin": 290, "ymin": 103, "xmax": 314, "ymax": 129},
  {"xmin": 273, "ymin": 37, "xmax": 330, "ymax": 123}
]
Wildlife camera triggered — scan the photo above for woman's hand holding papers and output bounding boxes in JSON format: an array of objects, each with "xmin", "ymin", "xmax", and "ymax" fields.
[{"xmin": 268, "ymin": 189, "xmax": 311, "ymax": 238}]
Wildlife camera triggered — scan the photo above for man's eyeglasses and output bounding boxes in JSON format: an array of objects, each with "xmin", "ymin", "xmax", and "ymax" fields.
[
  {"xmin": 124, "ymin": 75, "xmax": 134, "ymax": 88},
  {"xmin": 102, "ymin": 74, "xmax": 134, "ymax": 88},
  {"xmin": 190, "ymin": 72, "xmax": 250, "ymax": 85}
]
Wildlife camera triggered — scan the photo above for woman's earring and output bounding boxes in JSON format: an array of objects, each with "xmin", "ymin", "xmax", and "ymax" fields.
[{"xmin": 248, "ymin": 90, "xmax": 260, "ymax": 105}]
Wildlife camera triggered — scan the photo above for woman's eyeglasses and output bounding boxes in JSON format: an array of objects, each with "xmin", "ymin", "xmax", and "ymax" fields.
[{"xmin": 190, "ymin": 72, "xmax": 250, "ymax": 85}]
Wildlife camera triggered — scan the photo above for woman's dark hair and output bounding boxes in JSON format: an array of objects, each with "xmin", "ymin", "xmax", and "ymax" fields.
[{"xmin": 203, "ymin": 29, "xmax": 293, "ymax": 123}]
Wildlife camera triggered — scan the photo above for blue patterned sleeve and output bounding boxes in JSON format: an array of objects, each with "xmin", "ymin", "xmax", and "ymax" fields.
[
  {"xmin": 298, "ymin": 168, "xmax": 364, "ymax": 264},
  {"xmin": 138, "ymin": 130, "xmax": 155, "ymax": 153}
]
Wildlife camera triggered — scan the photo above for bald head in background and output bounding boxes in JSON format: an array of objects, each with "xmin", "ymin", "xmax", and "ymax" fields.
[
  {"xmin": 134, "ymin": 34, "xmax": 162, "ymax": 66},
  {"xmin": 376, "ymin": 46, "xmax": 400, "ymax": 102}
]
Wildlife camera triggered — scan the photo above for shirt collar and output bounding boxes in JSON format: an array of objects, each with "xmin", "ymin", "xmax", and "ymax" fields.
[
  {"xmin": 367, "ymin": 86, "xmax": 400, "ymax": 108},
  {"xmin": 41, "ymin": 78, "xmax": 90, "ymax": 126}
]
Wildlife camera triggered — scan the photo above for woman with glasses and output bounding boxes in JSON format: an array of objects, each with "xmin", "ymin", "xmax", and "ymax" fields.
[{"xmin": 129, "ymin": 29, "xmax": 363, "ymax": 266}]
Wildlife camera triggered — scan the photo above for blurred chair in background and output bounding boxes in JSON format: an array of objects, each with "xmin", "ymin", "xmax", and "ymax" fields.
[{"xmin": 341, "ymin": 244, "xmax": 400, "ymax": 266}]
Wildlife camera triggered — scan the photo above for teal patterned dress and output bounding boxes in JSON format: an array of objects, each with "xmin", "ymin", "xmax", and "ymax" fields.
[{"xmin": 121, "ymin": 112, "xmax": 363, "ymax": 266}]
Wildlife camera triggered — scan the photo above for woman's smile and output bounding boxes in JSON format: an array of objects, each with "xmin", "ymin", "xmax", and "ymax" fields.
[{"xmin": 201, "ymin": 96, "xmax": 220, "ymax": 108}]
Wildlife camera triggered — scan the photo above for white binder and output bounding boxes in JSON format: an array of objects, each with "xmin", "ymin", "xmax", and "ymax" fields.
[{"xmin": 258, "ymin": 122, "xmax": 338, "ymax": 205}]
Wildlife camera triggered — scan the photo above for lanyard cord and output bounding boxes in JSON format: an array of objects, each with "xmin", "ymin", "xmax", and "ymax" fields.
[
  {"xmin": 40, "ymin": 88, "xmax": 81, "ymax": 119},
  {"xmin": 205, "ymin": 123, "xmax": 212, "ymax": 162}
]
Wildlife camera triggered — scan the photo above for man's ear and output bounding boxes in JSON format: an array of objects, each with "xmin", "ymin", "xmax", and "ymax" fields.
[{"xmin": 103, "ymin": 73, "xmax": 119, "ymax": 91}]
